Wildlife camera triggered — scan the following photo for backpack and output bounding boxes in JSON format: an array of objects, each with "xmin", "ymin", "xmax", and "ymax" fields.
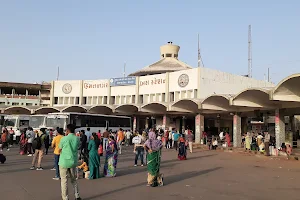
[{"xmin": 32, "ymin": 133, "xmax": 45, "ymax": 150}]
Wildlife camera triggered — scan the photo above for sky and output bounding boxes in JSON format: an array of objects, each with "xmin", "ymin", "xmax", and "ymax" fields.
[{"xmin": 0, "ymin": 0, "xmax": 299, "ymax": 84}]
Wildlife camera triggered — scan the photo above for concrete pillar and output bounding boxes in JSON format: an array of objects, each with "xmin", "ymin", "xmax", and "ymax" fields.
[
  {"xmin": 195, "ymin": 114, "xmax": 204, "ymax": 143},
  {"xmin": 145, "ymin": 117, "xmax": 149, "ymax": 129},
  {"xmin": 182, "ymin": 116, "xmax": 186, "ymax": 133},
  {"xmin": 233, "ymin": 114, "xmax": 242, "ymax": 147},
  {"xmin": 165, "ymin": 73, "xmax": 169, "ymax": 103},
  {"xmin": 79, "ymin": 80, "xmax": 83, "ymax": 105},
  {"xmin": 275, "ymin": 108, "xmax": 285, "ymax": 148},
  {"xmin": 50, "ymin": 81, "xmax": 55, "ymax": 106},
  {"xmin": 135, "ymin": 76, "xmax": 140, "ymax": 104},
  {"xmin": 133, "ymin": 116, "xmax": 137, "ymax": 131}
]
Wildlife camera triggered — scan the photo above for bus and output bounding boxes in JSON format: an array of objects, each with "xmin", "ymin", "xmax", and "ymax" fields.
[
  {"xmin": 45, "ymin": 112, "xmax": 131, "ymax": 133},
  {"xmin": 3, "ymin": 115, "xmax": 47, "ymax": 131}
]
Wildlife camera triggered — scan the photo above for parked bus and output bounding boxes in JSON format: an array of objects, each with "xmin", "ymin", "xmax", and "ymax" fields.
[
  {"xmin": 45, "ymin": 112, "xmax": 131, "ymax": 133},
  {"xmin": 3, "ymin": 115, "xmax": 47, "ymax": 131}
]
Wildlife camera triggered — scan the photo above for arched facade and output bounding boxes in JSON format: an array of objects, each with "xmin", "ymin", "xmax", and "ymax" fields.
[
  {"xmin": 171, "ymin": 99, "xmax": 199, "ymax": 113},
  {"xmin": 201, "ymin": 95, "xmax": 232, "ymax": 111},
  {"xmin": 4, "ymin": 106, "xmax": 32, "ymax": 114},
  {"xmin": 271, "ymin": 73, "xmax": 300, "ymax": 102},
  {"xmin": 230, "ymin": 88, "xmax": 276, "ymax": 108},
  {"xmin": 61, "ymin": 105, "xmax": 87, "ymax": 113},
  {"xmin": 115, "ymin": 104, "xmax": 139, "ymax": 114},
  {"xmin": 34, "ymin": 107, "xmax": 60, "ymax": 114},
  {"xmin": 141, "ymin": 103, "xmax": 167, "ymax": 114},
  {"xmin": 88, "ymin": 105, "xmax": 113, "ymax": 115}
]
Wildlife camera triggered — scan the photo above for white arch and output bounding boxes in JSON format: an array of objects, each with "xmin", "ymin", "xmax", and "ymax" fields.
[
  {"xmin": 271, "ymin": 73, "xmax": 300, "ymax": 102},
  {"xmin": 61, "ymin": 105, "xmax": 87, "ymax": 113}
]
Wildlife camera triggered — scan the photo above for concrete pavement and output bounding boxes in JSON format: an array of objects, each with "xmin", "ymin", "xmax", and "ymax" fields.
[{"xmin": 1, "ymin": 146, "xmax": 300, "ymax": 200}]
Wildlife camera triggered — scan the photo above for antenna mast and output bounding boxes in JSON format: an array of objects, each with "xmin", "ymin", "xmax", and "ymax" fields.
[
  {"xmin": 268, "ymin": 67, "xmax": 270, "ymax": 82},
  {"xmin": 248, "ymin": 25, "xmax": 252, "ymax": 78},
  {"xmin": 123, "ymin": 62, "xmax": 126, "ymax": 77},
  {"xmin": 57, "ymin": 66, "xmax": 60, "ymax": 80},
  {"xmin": 198, "ymin": 33, "xmax": 204, "ymax": 67}
]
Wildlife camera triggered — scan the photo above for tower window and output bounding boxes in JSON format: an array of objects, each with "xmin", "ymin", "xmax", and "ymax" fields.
[
  {"xmin": 161, "ymin": 54, "xmax": 164, "ymax": 58},
  {"xmin": 166, "ymin": 54, "xmax": 172, "ymax": 57}
]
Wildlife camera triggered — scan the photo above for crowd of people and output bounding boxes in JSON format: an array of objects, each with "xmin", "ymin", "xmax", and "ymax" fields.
[{"xmin": 0, "ymin": 124, "xmax": 197, "ymax": 199}]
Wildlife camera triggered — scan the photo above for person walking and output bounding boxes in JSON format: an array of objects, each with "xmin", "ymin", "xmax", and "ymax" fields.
[
  {"xmin": 1, "ymin": 130, "xmax": 9, "ymax": 151},
  {"xmin": 144, "ymin": 131, "xmax": 164, "ymax": 187},
  {"xmin": 264, "ymin": 132, "xmax": 270, "ymax": 156},
  {"xmin": 117, "ymin": 129, "xmax": 124, "ymax": 154},
  {"xmin": 79, "ymin": 130, "xmax": 87, "ymax": 160},
  {"xmin": 187, "ymin": 131, "xmax": 194, "ymax": 153},
  {"xmin": 173, "ymin": 130, "xmax": 179, "ymax": 151},
  {"xmin": 125, "ymin": 130, "xmax": 132, "ymax": 146},
  {"xmin": 102, "ymin": 129, "xmax": 110, "ymax": 151},
  {"xmin": 8, "ymin": 128, "xmax": 15, "ymax": 147},
  {"xmin": 133, "ymin": 133, "xmax": 144, "ymax": 166},
  {"xmin": 103, "ymin": 135, "xmax": 118, "ymax": 177},
  {"xmin": 58, "ymin": 124, "xmax": 81, "ymax": 200},
  {"xmin": 88, "ymin": 133, "xmax": 100, "ymax": 180},
  {"xmin": 51, "ymin": 128, "xmax": 64, "ymax": 180},
  {"xmin": 30, "ymin": 129, "xmax": 46, "ymax": 170},
  {"xmin": 26, "ymin": 127, "xmax": 34, "ymax": 156},
  {"xmin": 15, "ymin": 128, "xmax": 21, "ymax": 144}
]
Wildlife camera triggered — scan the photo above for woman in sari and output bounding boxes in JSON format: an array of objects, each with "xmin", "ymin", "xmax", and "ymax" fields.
[
  {"xmin": 19, "ymin": 131, "xmax": 27, "ymax": 155},
  {"xmin": 245, "ymin": 132, "xmax": 251, "ymax": 150},
  {"xmin": 178, "ymin": 135, "xmax": 187, "ymax": 160},
  {"xmin": 225, "ymin": 132, "xmax": 231, "ymax": 147},
  {"xmin": 88, "ymin": 133, "xmax": 100, "ymax": 179},
  {"xmin": 104, "ymin": 136, "xmax": 118, "ymax": 177},
  {"xmin": 144, "ymin": 131, "xmax": 163, "ymax": 187}
]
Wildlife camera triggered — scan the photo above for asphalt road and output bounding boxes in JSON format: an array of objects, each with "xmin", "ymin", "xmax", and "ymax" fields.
[{"xmin": 1, "ymin": 146, "xmax": 300, "ymax": 200}]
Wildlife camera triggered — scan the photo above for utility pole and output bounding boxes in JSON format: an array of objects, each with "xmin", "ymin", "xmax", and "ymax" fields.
[{"xmin": 248, "ymin": 25, "xmax": 252, "ymax": 78}]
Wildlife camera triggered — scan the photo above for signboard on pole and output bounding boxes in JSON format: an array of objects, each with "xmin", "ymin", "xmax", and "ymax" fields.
[{"xmin": 110, "ymin": 77, "xmax": 136, "ymax": 86}]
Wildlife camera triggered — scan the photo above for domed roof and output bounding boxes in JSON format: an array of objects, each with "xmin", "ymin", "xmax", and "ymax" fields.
[{"xmin": 129, "ymin": 42, "xmax": 193, "ymax": 76}]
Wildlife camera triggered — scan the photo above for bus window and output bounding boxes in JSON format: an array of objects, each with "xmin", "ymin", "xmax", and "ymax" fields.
[
  {"xmin": 19, "ymin": 120, "xmax": 29, "ymax": 129},
  {"xmin": 4, "ymin": 118, "xmax": 16, "ymax": 127},
  {"xmin": 46, "ymin": 118, "xmax": 66, "ymax": 129},
  {"xmin": 29, "ymin": 116, "xmax": 45, "ymax": 129}
]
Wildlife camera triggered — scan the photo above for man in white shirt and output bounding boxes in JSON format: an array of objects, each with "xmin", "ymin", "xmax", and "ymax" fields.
[
  {"xmin": 125, "ymin": 130, "xmax": 132, "ymax": 146},
  {"xmin": 132, "ymin": 133, "xmax": 144, "ymax": 167},
  {"xmin": 85, "ymin": 128, "xmax": 91, "ymax": 144},
  {"xmin": 15, "ymin": 129, "xmax": 21, "ymax": 144},
  {"xmin": 219, "ymin": 132, "xmax": 224, "ymax": 140}
]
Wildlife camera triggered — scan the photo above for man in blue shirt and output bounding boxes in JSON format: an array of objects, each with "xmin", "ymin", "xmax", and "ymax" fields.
[{"xmin": 172, "ymin": 130, "xmax": 180, "ymax": 151}]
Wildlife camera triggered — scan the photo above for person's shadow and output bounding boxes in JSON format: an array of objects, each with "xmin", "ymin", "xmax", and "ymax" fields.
[{"xmin": 84, "ymin": 167, "xmax": 222, "ymax": 200}]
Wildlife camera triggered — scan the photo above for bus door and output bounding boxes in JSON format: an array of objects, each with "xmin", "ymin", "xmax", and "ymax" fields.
[{"xmin": 106, "ymin": 120, "xmax": 109, "ymax": 130}]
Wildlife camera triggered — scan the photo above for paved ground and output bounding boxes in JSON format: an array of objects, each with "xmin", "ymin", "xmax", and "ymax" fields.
[{"xmin": 1, "ymin": 146, "xmax": 300, "ymax": 200}]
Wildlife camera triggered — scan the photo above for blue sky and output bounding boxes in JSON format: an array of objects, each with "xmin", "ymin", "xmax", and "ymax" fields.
[{"xmin": 0, "ymin": 1, "xmax": 299, "ymax": 84}]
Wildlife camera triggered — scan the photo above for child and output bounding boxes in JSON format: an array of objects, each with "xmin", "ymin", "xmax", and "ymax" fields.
[
  {"xmin": 77, "ymin": 156, "xmax": 89, "ymax": 179},
  {"xmin": 0, "ymin": 153, "xmax": 6, "ymax": 164}
]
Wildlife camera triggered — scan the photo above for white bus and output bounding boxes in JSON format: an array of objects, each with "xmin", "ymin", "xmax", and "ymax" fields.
[
  {"xmin": 45, "ymin": 112, "xmax": 132, "ymax": 133},
  {"xmin": 3, "ymin": 115, "xmax": 47, "ymax": 131}
]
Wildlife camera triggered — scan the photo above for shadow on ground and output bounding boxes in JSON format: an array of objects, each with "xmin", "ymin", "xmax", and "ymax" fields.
[{"xmin": 84, "ymin": 167, "xmax": 222, "ymax": 200}]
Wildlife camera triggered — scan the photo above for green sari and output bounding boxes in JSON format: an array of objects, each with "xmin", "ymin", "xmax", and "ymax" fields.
[
  {"xmin": 147, "ymin": 150, "xmax": 163, "ymax": 187},
  {"xmin": 88, "ymin": 140, "xmax": 100, "ymax": 179}
]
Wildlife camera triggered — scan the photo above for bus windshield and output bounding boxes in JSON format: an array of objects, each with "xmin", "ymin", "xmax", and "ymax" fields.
[
  {"xmin": 4, "ymin": 118, "xmax": 16, "ymax": 127},
  {"xmin": 29, "ymin": 116, "xmax": 45, "ymax": 129},
  {"xmin": 46, "ymin": 117, "xmax": 66, "ymax": 129}
]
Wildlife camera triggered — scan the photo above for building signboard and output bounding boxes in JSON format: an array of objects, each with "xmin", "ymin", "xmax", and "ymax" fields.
[{"xmin": 110, "ymin": 77, "xmax": 136, "ymax": 86}]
